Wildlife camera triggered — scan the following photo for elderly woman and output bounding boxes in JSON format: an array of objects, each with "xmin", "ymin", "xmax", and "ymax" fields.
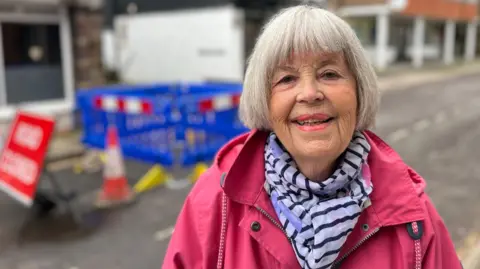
[{"xmin": 163, "ymin": 5, "xmax": 462, "ymax": 269}]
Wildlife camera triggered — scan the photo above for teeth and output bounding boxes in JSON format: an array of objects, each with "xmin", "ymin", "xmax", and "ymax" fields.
[{"xmin": 296, "ymin": 119, "xmax": 330, "ymax": 125}]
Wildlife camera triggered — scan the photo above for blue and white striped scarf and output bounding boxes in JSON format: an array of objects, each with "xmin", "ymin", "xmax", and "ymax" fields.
[{"xmin": 264, "ymin": 131, "xmax": 373, "ymax": 269}]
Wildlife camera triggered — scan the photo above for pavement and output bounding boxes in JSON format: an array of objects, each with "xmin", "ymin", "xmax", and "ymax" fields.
[{"xmin": 1, "ymin": 62, "xmax": 480, "ymax": 268}]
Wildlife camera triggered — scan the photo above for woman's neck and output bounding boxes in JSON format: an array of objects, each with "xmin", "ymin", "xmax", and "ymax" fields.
[{"xmin": 295, "ymin": 157, "xmax": 337, "ymax": 183}]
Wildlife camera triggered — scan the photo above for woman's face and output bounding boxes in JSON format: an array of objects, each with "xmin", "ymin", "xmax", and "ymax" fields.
[{"xmin": 269, "ymin": 52, "xmax": 357, "ymax": 175}]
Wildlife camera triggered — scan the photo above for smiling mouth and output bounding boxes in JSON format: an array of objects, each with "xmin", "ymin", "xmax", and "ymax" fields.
[{"xmin": 293, "ymin": 117, "xmax": 334, "ymax": 126}]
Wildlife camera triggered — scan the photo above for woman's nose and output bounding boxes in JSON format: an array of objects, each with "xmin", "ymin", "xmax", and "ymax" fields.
[{"xmin": 296, "ymin": 80, "xmax": 324, "ymax": 103}]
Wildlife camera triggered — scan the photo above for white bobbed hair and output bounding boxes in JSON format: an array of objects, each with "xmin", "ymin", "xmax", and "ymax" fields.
[{"xmin": 239, "ymin": 5, "xmax": 379, "ymax": 131}]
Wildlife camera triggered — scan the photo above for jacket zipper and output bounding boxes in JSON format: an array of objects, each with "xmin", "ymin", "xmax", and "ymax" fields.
[
  {"xmin": 217, "ymin": 193, "xmax": 228, "ymax": 269},
  {"xmin": 255, "ymin": 205, "xmax": 381, "ymax": 268},
  {"xmin": 331, "ymin": 227, "xmax": 380, "ymax": 268},
  {"xmin": 255, "ymin": 205, "xmax": 291, "ymax": 240}
]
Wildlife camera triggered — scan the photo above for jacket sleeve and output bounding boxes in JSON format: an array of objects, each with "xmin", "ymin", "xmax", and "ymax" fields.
[
  {"xmin": 162, "ymin": 168, "xmax": 221, "ymax": 269},
  {"xmin": 422, "ymin": 197, "xmax": 463, "ymax": 269},
  {"xmin": 162, "ymin": 192, "xmax": 206, "ymax": 269}
]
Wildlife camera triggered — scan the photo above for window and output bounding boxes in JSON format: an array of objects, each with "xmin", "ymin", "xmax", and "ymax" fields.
[{"xmin": 347, "ymin": 18, "xmax": 376, "ymax": 46}]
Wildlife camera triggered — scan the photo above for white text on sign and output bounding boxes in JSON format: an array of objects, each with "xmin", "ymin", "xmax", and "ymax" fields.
[
  {"xmin": 13, "ymin": 122, "xmax": 44, "ymax": 151},
  {"xmin": 0, "ymin": 149, "xmax": 38, "ymax": 184}
]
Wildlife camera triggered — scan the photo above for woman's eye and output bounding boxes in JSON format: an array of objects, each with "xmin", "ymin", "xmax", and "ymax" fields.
[
  {"xmin": 278, "ymin": 75, "xmax": 296, "ymax": 84},
  {"xmin": 322, "ymin": 71, "xmax": 340, "ymax": 80}
]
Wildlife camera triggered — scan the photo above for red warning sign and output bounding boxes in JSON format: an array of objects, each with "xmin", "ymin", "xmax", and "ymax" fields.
[{"xmin": 0, "ymin": 112, "xmax": 55, "ymax": 206}]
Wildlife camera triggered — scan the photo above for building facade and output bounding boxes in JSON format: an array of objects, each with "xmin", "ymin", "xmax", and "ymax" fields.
[
  {"xmin": 102, "ymin": 0, "xmax": 479, "ymax": 83},
  {"xmin": 0, "ymin": 0, "xmax": 105, "ymax": 132},
  {"xmin": 335, "ymin": 0, "xmax": 479, "ymax": 70}
]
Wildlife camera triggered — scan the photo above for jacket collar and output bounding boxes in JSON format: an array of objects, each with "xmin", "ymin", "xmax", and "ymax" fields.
[{"xmin": 221, "ymin": 129, "xmax": 425, "ymax": 226}]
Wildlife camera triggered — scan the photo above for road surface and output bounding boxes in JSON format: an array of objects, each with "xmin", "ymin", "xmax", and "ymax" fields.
[{"xmin": 0, "ymin": 73, "xmax": 480, "ymax": 269}]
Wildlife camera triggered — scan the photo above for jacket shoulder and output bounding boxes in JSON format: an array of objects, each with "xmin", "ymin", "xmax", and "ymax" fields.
[
  {"xmin": 417, "ymin": 191, "xmax": 462, "ymax": 268},
  {"xmin": 188, "ymin": 165, "xmax": 225, "ymax": 205},
  {"xmin": 187, "ymin": 132, "xmax": 249, "ymax": 203}
]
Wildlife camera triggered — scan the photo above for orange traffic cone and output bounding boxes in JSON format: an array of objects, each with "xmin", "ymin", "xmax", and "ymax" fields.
[{"xmin": 95, "ymin": 125, "xmax": 135, "ymax": 208}]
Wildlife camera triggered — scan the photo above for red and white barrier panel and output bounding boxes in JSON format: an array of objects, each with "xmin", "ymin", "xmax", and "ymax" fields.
[
  {"xmin": 198, "ymin": 94, "xmax": 240, "ymax": 113},
  {"xmin": 94, "ymin": 96, "xmax": 153, "ymax": 114}
]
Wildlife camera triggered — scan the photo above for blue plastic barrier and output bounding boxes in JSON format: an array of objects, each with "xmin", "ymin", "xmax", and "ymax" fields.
[{"xmin": 76, "ymin": 82, "xmax": 248, "ymax": 167}]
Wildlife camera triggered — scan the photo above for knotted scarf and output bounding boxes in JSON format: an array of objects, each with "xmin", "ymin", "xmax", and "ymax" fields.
[{"xmin": 264, "ymin": 131, "xmax": 373, "ymax": 269}]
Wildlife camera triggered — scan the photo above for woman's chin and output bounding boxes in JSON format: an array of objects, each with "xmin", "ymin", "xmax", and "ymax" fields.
[{"xmin": 294, "ymin": 141, "xmax": 338, "ymax": 159}]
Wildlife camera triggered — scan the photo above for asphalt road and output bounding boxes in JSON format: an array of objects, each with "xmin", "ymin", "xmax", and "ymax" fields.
[{"xmin": 1, "ymin": 73, "xmax": 480, "ymax": 269}]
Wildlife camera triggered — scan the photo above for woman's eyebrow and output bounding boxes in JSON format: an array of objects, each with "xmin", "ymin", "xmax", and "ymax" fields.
[
  {"xmin": 318, "ymin": 57, "xmax": 340, "ymax": 67},
  {"xmin": 276, "ymin": 65, "xmax": 298, "ymax": 72},
  {"xmin": 275, "ymin": 55, "xmax": 342, "ymax": 71}
]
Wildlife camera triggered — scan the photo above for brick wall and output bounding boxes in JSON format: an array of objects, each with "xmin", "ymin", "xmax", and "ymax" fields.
[
  {"xmin": 72, "ymin": 8, "xmax": 106, "ymax": 89},
  {"xmin": 335, "ymin": 0, "xmax": 477, "ymax": 21},
  {"xmin": 400, "ymin": 0, "xmax": 477, "ymax": 21}
]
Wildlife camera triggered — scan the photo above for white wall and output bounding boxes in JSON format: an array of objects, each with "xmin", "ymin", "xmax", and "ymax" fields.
[
  {"xmin": 107, "ymin": 5, "xmax": 245, "ymax": 84},
  {"xmin": 406, "ymin": 44, "xmax": 441, "ymax": 60},
  {"xmin": 363, "ymin": 45, "xmax": 441, "ymax": 66},
  {"xmin": 101, "ymin": 30, "xmax": 115, "ymax": 71},
  {"xmin": 363, "ymin": 46, "xmax": 397, "ymax": 66}
]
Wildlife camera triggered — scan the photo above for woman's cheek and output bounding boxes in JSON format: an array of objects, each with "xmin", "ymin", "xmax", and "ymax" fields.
[{"xmin": 270, "ymin": 93, "xmax": 292, "ymax": 120}]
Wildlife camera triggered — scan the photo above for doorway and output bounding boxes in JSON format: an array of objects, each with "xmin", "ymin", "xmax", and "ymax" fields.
[{"xmin": 2, "ymin": 22, "xmax": 64, "ymax": 105}]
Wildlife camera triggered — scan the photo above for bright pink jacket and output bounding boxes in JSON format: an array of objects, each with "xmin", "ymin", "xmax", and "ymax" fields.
[{"xmin": 162, "ymin": 130, "xmax": 462, "ymax": 269}]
